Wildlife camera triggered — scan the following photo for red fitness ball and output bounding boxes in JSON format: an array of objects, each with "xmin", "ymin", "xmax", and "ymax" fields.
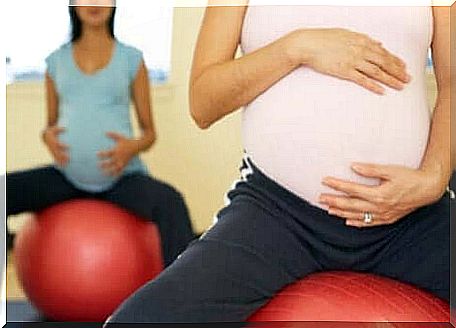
[
  {"xmin": 14, "ymin": 199, "xmax": 164, "ymax": 322},
  {"xmin": 248, "ymin": 271, "xmax": 449, "ymax": 328}
]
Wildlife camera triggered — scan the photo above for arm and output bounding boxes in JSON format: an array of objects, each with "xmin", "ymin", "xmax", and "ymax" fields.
[
  {"xmin": 190, "ymin": 3, "xmax": 410, "ymax": 129},
  {"xmin": 98, "ymin": 60, "xmax": 156, "ymax": 176},
  {"xmin": 44, "ymin": 72, "xmax": 59, "ymax": 129},
  {"xmin": 420, "ymin": 6, "xmax": 452, "ymax": 195},
  {"xmin": 318, "ymin": 7, "xmax": 453, "ymax": 227},
  {"xmin": 42, "ymin": 72, "xmax": 68, "ymax": 165},
  {"xmin": 189, "ymin": 3, "xmax": 299, "ymax": 129},
  {"xmin": 130, "ymin": 60, "xmax": 157, "ymax": 153},
  {"xmin": 452, "ymin": 5, "xmax": 456, "ymax": 172}
]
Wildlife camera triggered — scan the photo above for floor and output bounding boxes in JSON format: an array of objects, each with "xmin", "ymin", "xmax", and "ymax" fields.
[{"xmin": 7, "ymin": 251, "xmax": 26, "ymax": 300}]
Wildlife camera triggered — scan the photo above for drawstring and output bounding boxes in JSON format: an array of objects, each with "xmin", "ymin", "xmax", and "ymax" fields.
[{"xmin": 447, "ymin": 186, "xmax": 455, "ymax": 199}]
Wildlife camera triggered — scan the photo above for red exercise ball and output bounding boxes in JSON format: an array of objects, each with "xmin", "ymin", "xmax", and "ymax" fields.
[
  {"xmin": 14, "ymin": 199, "xmax": 164, "ymax": 322},
  {"xmin": 248, "ymin": 271, "xmax": 449, "ymax": 327}
]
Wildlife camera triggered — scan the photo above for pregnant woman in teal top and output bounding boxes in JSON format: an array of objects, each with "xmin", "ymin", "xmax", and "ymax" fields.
[
  {"xmin": 47, "ymin": 39, "xmax": 148, "ymax": 192},
  {"xmin": 6, "ymin": 1, "xmax": 195, "ymax": 267}
]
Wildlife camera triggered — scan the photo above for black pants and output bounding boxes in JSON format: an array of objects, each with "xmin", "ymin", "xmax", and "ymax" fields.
[
  {"xmin": 107, "ymin": 158, "xmax": 452, "ymax": 323},
  {"xmin": 6, "ymin": 166, "xmax": 196, "ymax": 267}
]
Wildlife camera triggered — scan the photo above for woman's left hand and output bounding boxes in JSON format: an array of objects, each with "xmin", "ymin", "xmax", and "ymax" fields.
[
  {"xmin": 318, "ymin": 163, "xmax": 447, "ymax": 227},
  {"xmin": 98, "ymin": 132, "xmax": 139, "ymax": 177}
]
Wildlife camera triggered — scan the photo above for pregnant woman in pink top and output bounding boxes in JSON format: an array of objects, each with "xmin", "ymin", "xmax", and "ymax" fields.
[{"xmin": 106, "ymin": 2, "xmax": 453, "ymax": 323}]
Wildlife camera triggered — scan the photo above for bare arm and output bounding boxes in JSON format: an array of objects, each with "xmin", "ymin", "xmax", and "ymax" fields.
[
  {"xmin": 189, "ymin": 4, "xmax": 299, "ymax": 129},
  {"xmin": 43, "ymin": 72, "xmax": 69, "ymax": 165},
  {"xmin": 190, "ymin": 3, "xmax": 410, "ymax": 129},
  {"xmin": 451, "ymin": 5, "xmax": 456, "ymax": 172},
  {"xmin": 98, "ymin": 61, "xmax": 157, "ymax": 176},
  {"xmin": 130, "ymin": 60, "xmax": 156, "ymax": 153},
  {"xmin": 420, "ymin": 6, "xmax": 453, "ymax": 193},
  {"xmin": 44, "ymin": 72, "xmax": 59, "ymax": 128}
]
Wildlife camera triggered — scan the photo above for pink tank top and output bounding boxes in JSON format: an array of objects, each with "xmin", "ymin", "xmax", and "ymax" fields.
[{"xmin": 240, "ymin": 5, "xmax": 433, "ymax": 208}]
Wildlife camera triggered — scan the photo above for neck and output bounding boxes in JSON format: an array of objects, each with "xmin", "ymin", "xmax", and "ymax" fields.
[{"xmin": 77, "ymin": 26, "xmax": 113, "ymax": 48}]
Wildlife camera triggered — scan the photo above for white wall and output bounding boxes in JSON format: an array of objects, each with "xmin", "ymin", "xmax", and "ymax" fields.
[
  {"xmin": 7, "ymin": 7, "xmax": 439, "ymax": 235},
  {"xmin": 6, "ymin": 7, "xmax": 244, "ymax": 234}
]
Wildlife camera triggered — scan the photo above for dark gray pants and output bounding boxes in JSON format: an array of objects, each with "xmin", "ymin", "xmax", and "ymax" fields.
[
  {"xmin": 107, "ymin": 159, "xmax": 452, "ymax": 323},
  {"xmin": 6, "ymin": 166, "xmax": 196, "ymax": 267}
]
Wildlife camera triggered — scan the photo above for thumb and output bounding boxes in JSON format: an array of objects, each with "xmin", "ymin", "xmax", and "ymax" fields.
[
  {"xmin": 55, "ymin": 126, "xmax": 66, "ymax": 134},
  {"xmin": 351, "ymin": 163, "xmax": 391, "ymax": 180},
  {"xmin": 106, "ymin": 131, "xmax": 123, "ymax": 142}
]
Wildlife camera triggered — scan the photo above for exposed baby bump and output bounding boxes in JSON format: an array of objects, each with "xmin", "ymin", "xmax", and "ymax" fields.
[{"xmin": 243, "ymin": 94, "xmax": 431, "ymax": 207}]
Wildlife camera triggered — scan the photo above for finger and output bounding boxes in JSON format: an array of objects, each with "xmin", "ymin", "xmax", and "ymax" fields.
[
  {"xmin": 103, "ymin": 168, "xmax": 117, "ymax": 177},
  {"xmin": 106, "ymin": 132, "xmax": 124, "ymax": 142},
  {"xmin": 327, "ymin": 208, "xmax": 365, "ymax": 221},
  {"xmin": 54, "ymin": 155, "xmax": 63, "ymax": 166},
  {"xmin": 100, "ymin": 163, "xmax": 116, "ymax": 176},
  {"xmin": 341, "ymin": 209, "xmax": 389, "ymax": 222},
  {"xmin": 345, "ymin": 218, "xmax": 391, "ymax": 228},
  {"xmin": 98, "ymin": 150, "xmax": 115, "ymax": 159},
  {"xmin": 319, "ymin": 194, "xmax": 378, "ymax": 213},
  {"xmin": 56, "ymin": 142, "xmax": 69, "ymax": 151},
  {"xmin": 365, "ymin": 50, "xmax": 409, "ymax": 84},
  {"xmin": 54, "ymin": 152, "xmax": 69, "ymax": 166},
  {"xmin": 99, "ymin": 160, "xmax": 123, "ymax": 177},
  {"xmin": 60, "ymin": 154, "xmax": 70, "ymax": 166},
  {"xmin": 49, "ymin": 126, "xmax": 65, "ymax": 135},
  {"xmin": 108, "ymin": 163, "xmax": 123, "ymax": 177},
  {"xmin": 349, "ymin": 71, "xmax": 385, "ymax": 95},
  {"xmin": 113, "ymin": 165, "xmax": 124, "ymax": 177},
  {"xmin": 99, "ymin": 159, "xmax": 116, "ymax": 170},
  {"xmin": 98, "ymin": 158, "xmax": 120, "ymax": 172},
  {"xmin": 54, "ymin": 127, "xmax": 66, "ymax": 134},
  {"xmin": 106, "ymin": 168, "xmax": 118, "ymax": 177},
  {"xmin": 321, "ymin": 177, "xmax": 377, "ymax": 200},
  {"xmin": 345, "ymin": 220, "xmax": 371, "ymax": 228},
  {"xmin": 58, "ymin": 150, "xmax": 69, "ymax": 161},
  {"xmin": 356, "ymin": 61, "xmax": 405, "ymax": 91},
  {"xmin": 367, "ymin": 43, "xmax": 409, "ymax": 74},
  {"xmin": 351, "ymin": 163, "xmax": 392, "ymax": 180}
]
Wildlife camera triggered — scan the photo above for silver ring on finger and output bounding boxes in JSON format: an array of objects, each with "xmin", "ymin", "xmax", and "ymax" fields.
[{"xmin": 363, "ymin": 212, "xmax": 373, "ymax": 224}]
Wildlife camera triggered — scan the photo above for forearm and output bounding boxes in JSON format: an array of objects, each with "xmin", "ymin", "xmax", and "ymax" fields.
[
  {"xmin": 190, "ymin": 32, "xmax": 300, "ymax": 129},
  {"xmin": 452, "ymin": 98, "xmax": 456, "ymax": 171},
  {"xmin": 131, "ymin": 128, "xmax": 156, "ymax": 154},
  {"xmin": 420, "ymin": 88, "xmax": 452, "ymax": 192},
  {"xmin": 44, "ymin": 73, "xmax": 59, "ymax": 132},
  {"xmin": 46, "ymin": 116, "xmax": 58, "ymax": 128},
  {"xmin": 42, "ymin": 105, "xmax": 58, "ymax": 142}
]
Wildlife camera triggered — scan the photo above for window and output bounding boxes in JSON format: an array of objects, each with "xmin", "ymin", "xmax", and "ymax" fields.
[{"xmin": 5, "ymin": 0, "xmax": 173, "ymax": 84}]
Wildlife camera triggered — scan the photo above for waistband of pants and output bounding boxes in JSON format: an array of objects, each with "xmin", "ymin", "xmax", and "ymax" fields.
[
  {"xmin": 240, "ymin": 155, "xmax": 328, "ymax": 216},
  {"xmin": 241, "ymin": 154, "xmax": 456, "ymax": 211}
]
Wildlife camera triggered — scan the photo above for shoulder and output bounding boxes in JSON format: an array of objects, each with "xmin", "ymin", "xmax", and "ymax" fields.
[
  {"xmin": 117, "ymin": 41, "xmax": 143, "ymax": 59},
  {"xmin": 45, "ymin": 43, "xmax": 71, "ymax": 79},
  {"xmin": 46, "ymin": 42, "xmax": 71, "ymax": 62},
  {"xmin": 116, "ymin": 41, "xmax": 144, "ymax": 80}
]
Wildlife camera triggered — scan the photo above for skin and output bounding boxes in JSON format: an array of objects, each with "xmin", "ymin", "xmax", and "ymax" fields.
[
  {"xmin": 43, "ymin": 4, "xmax": 156, "ymax": 177},
  {"xmin": 190, "ymin": 1, "xmax": 410, "ymax": 130},
  {"xmin": 72, "ymin": 0, "xmax": 114, "ymax": 7},
  {"xmin": 190, "ymin": 1, "xmax": 452, "ymax": 228},
  {"xmin": 319, "ymin": 6, "xmax": 452, "ymax": 227}
]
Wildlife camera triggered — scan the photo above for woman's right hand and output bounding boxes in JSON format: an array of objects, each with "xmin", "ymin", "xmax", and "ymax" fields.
[
  {"xmin": 286, "ymin": 28, "xmax": 411, "ymax": 95},
  {"xmin": 42, "ymin": 126, "xmax": 69, "ymax": 166}
]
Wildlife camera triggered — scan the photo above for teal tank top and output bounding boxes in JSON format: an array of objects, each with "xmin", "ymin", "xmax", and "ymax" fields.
[{"xmin": 45, "ymin": 40, "xmax": 148, "ymax": 192}]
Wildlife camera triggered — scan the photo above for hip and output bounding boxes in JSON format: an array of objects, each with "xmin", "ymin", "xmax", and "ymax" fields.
[{"xmin": 224, "ymin": 155, "xmax": 453, "ymax": 248}]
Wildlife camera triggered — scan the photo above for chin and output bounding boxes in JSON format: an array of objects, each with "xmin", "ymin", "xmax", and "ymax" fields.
[
  {"xmin": 79, "ymin": 7, "xmax": 111, "ymax": 28},
  {"xmin": 85, "ymin": 19, "xmax": 109, "ymax": 28}
]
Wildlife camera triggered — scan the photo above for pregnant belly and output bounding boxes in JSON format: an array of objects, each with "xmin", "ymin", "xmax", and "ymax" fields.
[
  {"xmin": 58, "ymin": 124, "xmax": 125, "ymax": 192},
  {"xmin": 242, "ymin": 72, "xmax": 431, "ymax": 208}
]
